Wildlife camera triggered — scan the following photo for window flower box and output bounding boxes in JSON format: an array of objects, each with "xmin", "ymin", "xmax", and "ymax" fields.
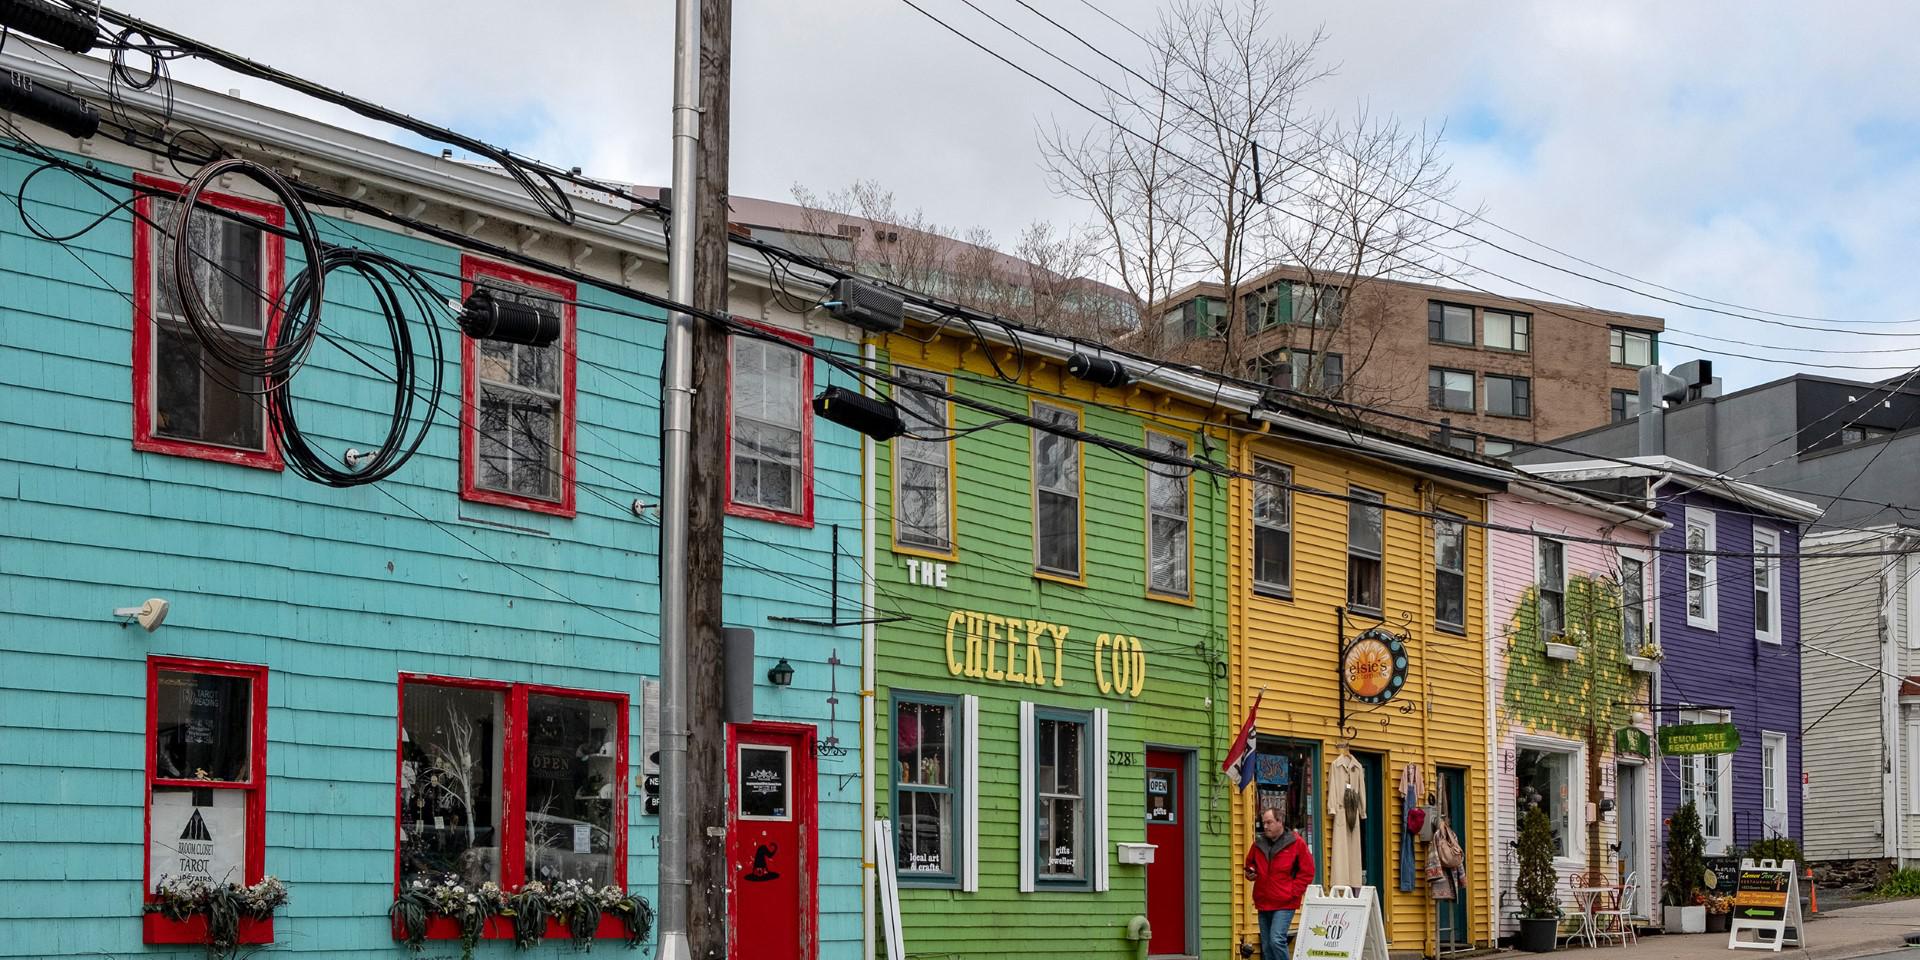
[
  {"xmin": 1544, "ymin": 641, "xmax": 1579, "ymax": 661},
  {"xmin": 1629, "ymin": 656, "xmax": 1657, "ymax": 673}
]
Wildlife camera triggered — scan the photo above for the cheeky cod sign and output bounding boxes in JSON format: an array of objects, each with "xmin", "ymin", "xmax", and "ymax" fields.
[{"xmin": 1294, "ymin": 885, "xmax": 1389, "ymax": 960}]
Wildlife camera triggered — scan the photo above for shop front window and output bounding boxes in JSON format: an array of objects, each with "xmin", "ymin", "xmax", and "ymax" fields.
[
  {"xmin": 397, "ymin": 678, "xmax": 627, "ymax": 891},
  {"xmin": 893, "ymin": 695, "xmax": 959, "ymax": 883},
  {"xmin": 1516, "ymin": 745, "xmax": 1575, "ymax": 859},
  {"xmin": 1254, "ymin": 740, "xmax": 1319, "ymax": 856},
  {"xmin": 1033, "ymin": 711, "xmax": 1087, "ymax": 884}
]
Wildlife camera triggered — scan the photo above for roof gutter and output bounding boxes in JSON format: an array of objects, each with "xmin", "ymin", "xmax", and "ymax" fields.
[{"xmin": 1252, "ymin": 409, "xmax": 1513, "ymax": 488}]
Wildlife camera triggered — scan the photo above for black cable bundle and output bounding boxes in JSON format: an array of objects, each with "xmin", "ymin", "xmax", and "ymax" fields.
[
  {"xmin": 171, "ymin": 158, "xmax": 326, "ymax": 378},
  {"xmin": 267, "ymin": 247, "xmax": 445, "ymax": 487}
]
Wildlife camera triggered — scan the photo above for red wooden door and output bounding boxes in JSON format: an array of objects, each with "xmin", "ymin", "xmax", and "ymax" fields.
[
  {"xmin": 728, "ymin": 723, "xmax": 816, "ymax": 960},
  {"xmin": 1145, "ymin": 750, "xmax": 1189, "ymax": 956}
]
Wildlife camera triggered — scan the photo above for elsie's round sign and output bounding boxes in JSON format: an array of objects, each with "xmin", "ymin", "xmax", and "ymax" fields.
[{"xmin": 1342, "ymin": 627, "xmax": 1409, "ymax": 704}]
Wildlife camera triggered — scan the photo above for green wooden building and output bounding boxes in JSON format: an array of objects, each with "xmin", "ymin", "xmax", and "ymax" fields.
[{"xmin": 868, "ymin": 331, "xmax": 1244, "ymax": 960}]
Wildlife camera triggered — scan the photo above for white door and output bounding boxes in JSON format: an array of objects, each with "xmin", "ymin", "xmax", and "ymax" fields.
[
  {"xmin": 1762, "ymin": 732, "xmax": 1789, "ymax": 838},
  {"xmin": 1616, "ymin": 762, "xmax": 1646, "ymax": 916}
]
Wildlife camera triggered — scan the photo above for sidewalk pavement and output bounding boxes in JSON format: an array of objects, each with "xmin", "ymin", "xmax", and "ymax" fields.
[{"xmin": 1555, "ymin": 898, "xmax": 1920, "ymax": 960}]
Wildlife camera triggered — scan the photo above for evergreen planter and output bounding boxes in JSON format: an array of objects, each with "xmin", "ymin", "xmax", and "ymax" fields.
[
  {"xmin": 1516, "ymin": 917, "xmax": 1559, "ymax": 952},
  {"xmin": 1628, "ymin": 656, "xmax": 1656, "ymax": 673},
  {"xmin": 1544, "ymin": 642, "xmax": 1579, "ymax": 661},
  {"xmin": 1664, "ymin": 905, "xmax": 1705, "ymax": 933}
]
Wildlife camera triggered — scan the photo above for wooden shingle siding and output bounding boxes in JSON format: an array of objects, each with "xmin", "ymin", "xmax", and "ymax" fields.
[{"xmin": 0, "ymin": 147, "xmax": 866, "ymax": 958}]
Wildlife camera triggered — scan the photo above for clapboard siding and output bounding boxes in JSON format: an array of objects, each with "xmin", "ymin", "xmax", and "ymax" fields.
[
  {"xmin": 871, "ymin": 336, "xmax": 1231, "ymax": 960},
  {"xmin": 1227, "ymin": 436, "xmax": 1492, "ymax": 953},
  {"xmin": 1486, "ymin": 494, "xmax": 1658, "ymax": 929},
  {"xmin": 1655, "ymin": 490, "xmax": 1804, "ymax": 854},
  {"xmin": 0, "ymin": 145, "xmax": 865, "ymax": 958},
  {"xmin": 1799, "ymin": 539, "xmax": 1890, "ymax": 860}
]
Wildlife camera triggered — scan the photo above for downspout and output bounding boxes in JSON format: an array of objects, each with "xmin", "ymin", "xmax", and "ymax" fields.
[
  {"xmin": 1481, "ymin": 507, "xmax": 1497, "ymax": 945},
  {"xmin": 861, "ymin": 341, "xmax": 878, "ymax": 960},
  {"xmin": 1883, "ymin": 557, "xmax": 1900, "ymax": 862}
]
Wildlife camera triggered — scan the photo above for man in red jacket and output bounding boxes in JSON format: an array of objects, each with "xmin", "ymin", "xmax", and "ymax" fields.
[{"xmin": 1245, "ymin": 807, "xmax": 1316, "ymax": 960}]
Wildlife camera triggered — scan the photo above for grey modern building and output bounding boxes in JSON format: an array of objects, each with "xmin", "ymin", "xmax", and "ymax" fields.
[
  {"xmin": 1516, "ymin": 368, "xmax": 1920, "ymax": 878},
  {"xmin": 1512, "ymin": 371, "xmax": 1920, "ymax": 531}
]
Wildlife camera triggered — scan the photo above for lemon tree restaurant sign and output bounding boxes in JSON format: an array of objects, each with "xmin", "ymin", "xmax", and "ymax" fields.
[{"xmin": 1658, "ymin": 722, "xmax": 1741, "ymax": 756}]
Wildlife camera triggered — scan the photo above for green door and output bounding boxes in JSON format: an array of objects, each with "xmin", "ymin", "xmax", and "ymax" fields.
[
  {"xmin": 1436, "ymin": 766, "xmax": 1470, "ymax": 948},
  {"xmin": 1355, "ymin": 751, "xmax": 1385, "ymax": 894}
]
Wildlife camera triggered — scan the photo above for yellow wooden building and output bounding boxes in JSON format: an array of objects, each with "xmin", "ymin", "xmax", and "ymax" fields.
[{"xmin": 1226, "ymin": 404, "xmax": 1507, "ymax": 956}]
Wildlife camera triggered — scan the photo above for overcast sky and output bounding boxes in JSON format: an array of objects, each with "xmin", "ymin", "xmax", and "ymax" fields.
[{"xmin": 131, "ymin": 0, "xmax": 1920, "ymax": 390}]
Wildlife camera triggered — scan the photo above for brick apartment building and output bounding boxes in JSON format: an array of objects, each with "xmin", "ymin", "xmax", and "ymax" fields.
[{"xmin": 1155, "ymin": 265, "xmax": 1666, "ymax": 455}]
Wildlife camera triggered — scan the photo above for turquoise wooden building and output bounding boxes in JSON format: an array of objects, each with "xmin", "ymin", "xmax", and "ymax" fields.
[{"xmin": 0, "ymin": 49, "xmax": 865, "ymax": 960}]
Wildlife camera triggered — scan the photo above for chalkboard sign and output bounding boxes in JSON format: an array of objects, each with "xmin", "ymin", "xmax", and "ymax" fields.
[
  {"xmin": 738, "ymin": 746, "xmax": 790, "ymax": 819},
  {"xmin": 155, "ymin": 671, "xmax": 251, "ymax": 781}
]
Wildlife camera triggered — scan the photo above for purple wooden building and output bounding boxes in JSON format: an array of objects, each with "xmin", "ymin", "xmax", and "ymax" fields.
[{"xmin": 1519, "ymin": 457, "xmax": 1820, "ymax": 858}]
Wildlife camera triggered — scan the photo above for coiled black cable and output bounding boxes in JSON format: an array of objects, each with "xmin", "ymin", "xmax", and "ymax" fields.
[
  {"xmin": 267, "ymin": 247, "xmax": 445, "ymax": 487},
  {"xmin": 171, "ymin": 157, "xmax": 326, "ymax": 380}
]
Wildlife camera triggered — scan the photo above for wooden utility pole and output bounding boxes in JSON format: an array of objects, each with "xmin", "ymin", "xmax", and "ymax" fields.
[{"xmin": 687, "ymin": 0, "xmax": 733, "ymax": 958}]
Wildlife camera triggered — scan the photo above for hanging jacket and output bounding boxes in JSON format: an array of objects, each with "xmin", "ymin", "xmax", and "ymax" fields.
[{"xmin": 1245, "ymin": 830, "xmax": 1317, "ymax": 911}]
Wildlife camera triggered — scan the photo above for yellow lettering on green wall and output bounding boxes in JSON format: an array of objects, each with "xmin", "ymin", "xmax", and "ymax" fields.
[
  {"xmin": 1094, "ymin": 633, "xmax": 1113, "ymax": 694},
  {"xmin": 964, "ymin": 612, "xmax": 985, "ymax": 679},
  {"xmin": 1025, "ymin": 619, "xmax": 1047, "ymax": 685},
  {"xmin": 1049, "ymin": 623, "xmax": 1070, "ymax": 687},
  {"xmin": 1110, "ymin": 635, "xmax": 1130, "ymax": 696},
  {"xmin": 1003, "ymin": 616, "xmax": 1025, "ymax": 684},
  {"xmin": 1121, "ymin": 637, "xmax": 1136, "ymax": 698},
  {"xmin": 944, "ymin": 610, "xmax": 965, "ymax": 676},
  {"xmin": 984, "ymin": 614, "xmax": 1006, "ymax": 681}
]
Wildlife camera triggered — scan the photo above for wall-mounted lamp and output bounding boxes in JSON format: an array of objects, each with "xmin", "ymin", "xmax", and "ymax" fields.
[
  {"xmin": 767, "ymin": 658, "xmax": 795, "ymax": 688},
  {"xmin": 1599, "ymin": 797, "xmax": 1617, "ymax": 815},
  {"xmin": 113, "ymin": 598, "xmax": 170, "ymax": 632}
]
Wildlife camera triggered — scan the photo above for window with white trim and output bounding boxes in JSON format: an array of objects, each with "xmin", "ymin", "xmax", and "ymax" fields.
[
  {"xmin": 892, "ymin": 693, "xmax": 960, "ymax": 883},
  {"xmin": 1538, "ymin": 539, "xmax": 1567, "ymax": 642},
  {"xmin": 1686, "ymin": 510, "xmax": 1719, "ymax": 630},
  {"xmin": 1145, "ymin": 432, "xmax": 1191, "ymax": 599},
  {"xmin": 892, "ymin": 369, "xmax": 953, "ymax": 553},
  {"xmin": 1032, "ymin": 402, "xmax": 1083, "ymax": 579},
  {"xmin": 1679, "ymin": 709, "xmax": 1733, "ymax": 854},
  {"xmin": 1753, "ymin": 527, "xmax": 1782, "ymax": 644},
  {"xmin": 1033, "ymin": 708, "xmax": 1088, "ymax": 885},
  {"xmin": 1516, "ymin": 743, "xmax": 1578, "ymax": 859},
  {"xmin": 1252, "ymin": 459, "xmax": 1293, "ymax": 596},
  {"xmin": 1761, "ymin": 731, "xmax": 1788, "ymax": 839}
]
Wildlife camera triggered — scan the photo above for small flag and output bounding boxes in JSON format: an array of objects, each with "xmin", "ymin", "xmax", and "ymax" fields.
[{"xmin": 1222, "ymin": 689, "xmax": 1263, "ymax": 790}]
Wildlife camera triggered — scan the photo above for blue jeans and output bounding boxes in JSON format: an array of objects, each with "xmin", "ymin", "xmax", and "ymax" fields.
[{"xmin": 1258, "ymin": 909, "xmax": 1294, "ymax": 960}]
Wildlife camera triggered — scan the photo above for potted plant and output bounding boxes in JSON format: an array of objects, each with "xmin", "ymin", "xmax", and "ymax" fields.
[
  {"xmin": 1629, "ymin": 641, "xmax": 1662, "ymax": 672},
  {"xmin": 1515, "ymin": 803, "xmax": 1562, "ymax": 951},
  {"xmin": 1544, "ymin": 623, "xmax": 1583, "ymax": 662},
  {"xmin": 1704, "ymin": 892, "xmax": 1732, "ymax": 933},
  {"xmin": 1664, "ymin": 802, "xmax": 1708, "ymax": 933}
]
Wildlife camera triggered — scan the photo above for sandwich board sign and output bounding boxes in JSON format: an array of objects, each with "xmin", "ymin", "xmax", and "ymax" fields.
[
  {"xmin": 1295, "ymin": 885, "xmax": 1389, "ymax": 960},
  {"xmin": 1728, "ymin": 858, "xmax": 1802, "ymax": 952},
  {"xmin": 873, "ymin": 820, "xmax": 905, "ymax": 960}
]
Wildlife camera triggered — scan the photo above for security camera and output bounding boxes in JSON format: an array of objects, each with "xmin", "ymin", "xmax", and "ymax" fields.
[{"xmin": 113, "ymin": 598, "xmax": 170, "ymax": 632}]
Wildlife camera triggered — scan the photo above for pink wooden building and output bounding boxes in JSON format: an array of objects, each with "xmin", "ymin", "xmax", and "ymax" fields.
[{"xmin": 1487, "ymin": 483, "xmax": 1667, "ymax": 932}]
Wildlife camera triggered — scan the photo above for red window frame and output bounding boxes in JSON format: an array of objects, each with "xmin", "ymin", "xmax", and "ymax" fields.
[
  {"xmin": 142, "ymin": 655, "xmax": 271, "ymax": 946},
  {"xmin": 458, "ymin": 257, "xmax": 578, "ymax": 517},
  {"xmin": 725, "ymin": 320, "xmax": 815, "ymax": 527},
  {"xmin": 130, "ymin": 174, "xmax": 287, "ymax": 470},
  {"xmin": 392, "ymin": 674, "xmax": 629, "ymax": 943}
]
